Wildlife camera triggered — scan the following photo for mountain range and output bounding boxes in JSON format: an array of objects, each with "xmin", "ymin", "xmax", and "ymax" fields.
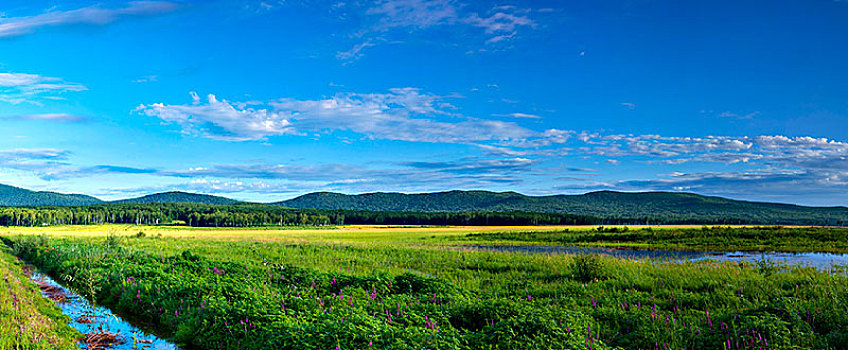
[
  {"xmin": 0, "ymin": 184, "xmax": 102, "ymax": 207},
  {"xmin": 276, "ymin": 190, "xmax": 848, "ymax": 224},
  {"xmin": 2, "ymin": 183, "xmax": 847, "ymax": 224},
  {"xmin": 0, "ymin": 185, "xmax": 235, "ymax": 206}
]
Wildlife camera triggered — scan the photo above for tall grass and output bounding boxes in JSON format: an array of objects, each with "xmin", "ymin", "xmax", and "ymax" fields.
[
  {"xmin": 464, "ymin": 226, "xmax": 848, "ymax": 252},
  {"xmin": 4, "ymin": 226, "xmax": 848, "ymax": 349},
  {"xmin": 0, "ymin": 243, "xmax": 79, "ymax": 349}
]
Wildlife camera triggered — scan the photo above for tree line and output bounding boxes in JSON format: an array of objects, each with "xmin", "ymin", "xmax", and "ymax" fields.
[
  {"xmin": 0, "ymin": 203, "xmax": 619, "ymax": 227},
  {"xmin": 0, "ymin": 202, "xmax": 803, "ymax": 228}
]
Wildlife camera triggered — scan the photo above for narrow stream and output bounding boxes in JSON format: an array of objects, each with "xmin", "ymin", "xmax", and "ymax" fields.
[
  {"xmin": 30, "ymin": 272, "xmax": 178, "ymax": 350},
  {"xmin": 465, "ymin": 245, "xmax": 848, "ymax": 270}
]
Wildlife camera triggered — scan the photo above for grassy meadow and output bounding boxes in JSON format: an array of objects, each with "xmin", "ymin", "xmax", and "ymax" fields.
[
  {"xmin": 1, "ymin": 224, "xmax": 847, "ymax": 349},
  {"xmin": 0, "ymin": 245, "xmax": 78, "ymax": 349}
]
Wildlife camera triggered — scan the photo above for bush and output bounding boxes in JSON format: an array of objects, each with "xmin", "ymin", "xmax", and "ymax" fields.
[
  {"xmin": 571, "ymin": 253, "xmax": 605, "ymax": 282},
  {"xmin": 755, "ymin": 254, "xmax": 780, "ymax": 277},
  {"xmin": 104, "ymin": 234, "xmax": 122, "ymax": 251}
]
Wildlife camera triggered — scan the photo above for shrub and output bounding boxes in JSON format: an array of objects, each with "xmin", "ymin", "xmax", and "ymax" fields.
[
  {"xmin": 571, "ymin": 253, "xmax": 605, "ymax": 282},
  {"xmin": 104, "ymin": 234, "xmax": 122, "ymax": 251}
]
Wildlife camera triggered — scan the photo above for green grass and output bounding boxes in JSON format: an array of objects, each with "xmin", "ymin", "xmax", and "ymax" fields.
[
  {"xmin": 3, "ymin": 225, "xmax": 848, "ymax": 349},
  {"xmin": 462, "ymin": 226, "xmax": 848, "ymax": 253},
  {"xmin": 0, "ymin": 245, "xmax": 79, "ymax": 349}
]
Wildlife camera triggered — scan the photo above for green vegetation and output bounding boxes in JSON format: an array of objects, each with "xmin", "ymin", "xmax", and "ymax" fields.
[
  {"xmin": 0, "ymin": 203, "xmax": 606, "ymax": 227},
  {"xmin": 464, "ymin": 226, "xmax": 848, "ymax": 253},
  {"xmin": 2, "ymin": 200, "xmax": 846, "ymax": 229},
  {"xmin": 0, "ymin": 184, "xmax": 100, "ymax": 207},
  {"xmin": 0, "ymin": 244, "xmax": 79, "ymax": 349},
  {"xmin": 3, "ymin": 226, "xmax": 847, "ymax": 349},
  {"xmin": 280, "ymin": 190, "xmax": 848, "ymax": 225},
  {"xmin": 3, "ymin": 182, "xmax": 848, "ymax": 225}
]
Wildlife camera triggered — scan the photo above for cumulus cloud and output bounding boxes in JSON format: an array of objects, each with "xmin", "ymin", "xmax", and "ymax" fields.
[
  {"xmin": 0, "ymin": 1, "xmax": 179, "ymax": 38},
  {"xmin": 557, "ymin": 169, "xmax": 848, "ymax": 204},
  {"xmin": 138, "ymin": 89, "xmax": 536, "ymax": 143},
  {"xmin": 137, "ymin": 92, "xmax": 295, "ymax": 141},
  {"xmin": 0, "ymin": 72, "xmax": 86, "ymax": 104},
  {"xmin": 538, "ymin": 133, "xmax": 848, "ymax": 204},
  {"xmin": 133, "ymin": 85, "xmax": 848, "ymax": 203},
  {"xmin": 568, "ymin": 134, "xmax": 848, "ymax": 171}
]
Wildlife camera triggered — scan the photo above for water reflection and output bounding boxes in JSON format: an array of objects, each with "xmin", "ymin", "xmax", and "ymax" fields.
[{"xmin": 32, "ymin": 273, "xmax": 178, "ymax": 350}]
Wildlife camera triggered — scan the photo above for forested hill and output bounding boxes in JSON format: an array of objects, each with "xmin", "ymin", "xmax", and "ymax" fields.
[
  {"xmin": 0, "ymin": 184, "xmax": 236, "ymax": 206},
  {"xmin": 2, "ymin": 182, "xmax": 848, "ymax": 225},
  {"xmin": 0, "ymin": 184, "xmax": 102, "ymax": 207},
  {"xmin": 113, "ymin": 191, "xmax": 239, "ymax": 205},
  {"xmin": 277, "ymin": 190, "xmax": 848, "ymax": 225}
]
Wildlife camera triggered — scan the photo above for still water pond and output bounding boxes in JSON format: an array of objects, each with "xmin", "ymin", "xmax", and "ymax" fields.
[
  {"xmin": 32, "ymin": 273, "xmax": 178, "ymax": 350},
  {"xmin": 466, "ymin": 245, "xmax": 848, "ymax": 270}
]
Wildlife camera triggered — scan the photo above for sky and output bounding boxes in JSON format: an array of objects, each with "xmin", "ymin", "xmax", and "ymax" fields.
[{"xmin": 0, "ymin": 0, "xmax": 847, "ymax": 205}]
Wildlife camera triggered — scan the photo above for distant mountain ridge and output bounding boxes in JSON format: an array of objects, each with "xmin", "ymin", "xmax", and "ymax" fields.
[
  {"xmin": 112, "ymin": 191, "xmax": 239, "ymax": 205},
  {"xmin": 2, "ymin": 183, "xmax": 847, "ymax": 225},
  {"xmin": 276, "ymin": 190, "xmax": 848, "ymax": 225},
  {"xmin": 0, "ymin": 184, "xmax": 102, "ymax": 207},
  {"xmin": 0, "ymin": 184, "xmax": 237, "ymax": 206}
]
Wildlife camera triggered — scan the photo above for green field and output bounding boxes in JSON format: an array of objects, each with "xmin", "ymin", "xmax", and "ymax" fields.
[
  {"xmin": 462, "ymin": 225, "xmax": 848, "ymax": 253},
  {"xmin": 2, "ymin": 224, "xmax": 847, "ymax": 349}
]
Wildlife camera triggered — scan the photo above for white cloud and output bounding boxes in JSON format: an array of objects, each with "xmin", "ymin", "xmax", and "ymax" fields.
[
  {"xmin": 336, "ymin": 41, "xmax": 377, "ymax": 61},
  {"xmin": 0, "ymin": 1, "xmax": 178, "ymax": 38},
  {"xmin": 558, "ymin": 169, "xmax": 848, "ymax": 205},
  {"xmin": 341, "ymin": 0, "xmax": 538, "ymax": 60},
  {"xmin": 137, "ymin": 92, "xmax": 295, "ymax": 141},
  {"xmin": 163, "ymin": 163, "xmax": 374, "ymax": 181},
  {"xmin": 367, "ymin": 0, "xmax": 460, "ymax": 30},
  {"xmin": 165, "ymin": 160, "xmax": 521, "ymax": 184},
  {"xmin": 1, "ymin": 113, "xmax": 88, "ymax": 122},
  {"xmin": 495, "ymin": 112, "xmax": 542, "ymax": 119},
  {"xmin": 132, "ymin": 75, "xmax": 159, "ymax": 83},
  {"xmin": 464, "ymin": 8, "xmax": 535, "ymax": 35},
  {"xmin": 500, "ymin": 128, "xmax": 573, "ymax": 148},
  {"xmin": 138, "ymin": 88, "xmax": 536, "ymax": 143},
  {"xmin": 0, "ymin": 148, "xmax": 71, "ymax": 173},
  {"xmin": 0, "ymin": 72, "xmax": 86, "ymax": 104},
  {"xmin": 718, "ymin": 110, "xmax": 759, "ymax": 119},
  {"xmin": 402, "ymin": 157, "xmax": 534, "ymax": 174},
  {"xmin": 113, "ymin": 158, "xmax": 530, "ymax": 197},
  {"xmin": 563, "ymin": 133, "xmax": 848, "ymax": 171},
  {"xmin": 0, "ymin": 148, "xmax": 69, "ymax": 161}
]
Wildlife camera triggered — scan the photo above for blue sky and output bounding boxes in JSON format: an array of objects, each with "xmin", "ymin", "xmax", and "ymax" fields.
[{"xmin": 1, "ymin": 0, "xmax": 847, "ymax": 205}]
